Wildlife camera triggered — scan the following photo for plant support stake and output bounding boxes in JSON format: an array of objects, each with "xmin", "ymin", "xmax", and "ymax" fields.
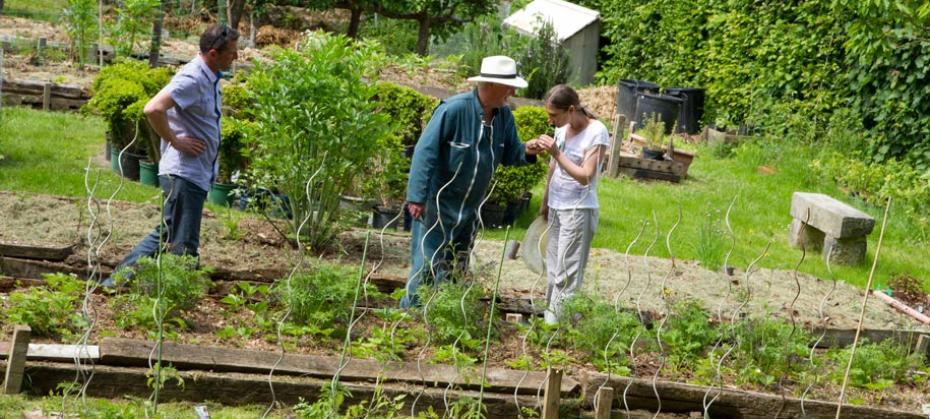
[{"xmin": 835, "ymin": 197, "xmax": 891, "ymax": 419}]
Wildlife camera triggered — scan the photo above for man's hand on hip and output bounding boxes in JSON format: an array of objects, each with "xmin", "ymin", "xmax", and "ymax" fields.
[
  {"xmin": 171, "ymin": 136, "xmax": 207, "ymax": 156},
  {"xmin": 408, "ymin": 202, "xmax": 425, "ymax": 219}
]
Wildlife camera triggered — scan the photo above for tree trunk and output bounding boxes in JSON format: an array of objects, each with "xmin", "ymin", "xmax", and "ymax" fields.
[
  {"xmin": 148, "ymin": 0, "xmax": 166, "ymax": 67},
  {"xmin": 217, "ymin": 0, "xmax": 227, "ymax": 25},
  {"xmin": 346, "ymin": 7, "xmax": 362, "ymax": 38},
  {"xmin": 229, "ymin": 0, "xmax": 246, "ymax": 31},
  {"xmin": 415, "ymin": 16, "xmax": 430, "ymax": 56}
]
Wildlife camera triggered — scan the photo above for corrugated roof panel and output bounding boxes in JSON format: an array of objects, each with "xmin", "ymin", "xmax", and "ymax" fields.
[{"xmin": 503, "ymin": 0, "xmax": 599, "ymax": 42}]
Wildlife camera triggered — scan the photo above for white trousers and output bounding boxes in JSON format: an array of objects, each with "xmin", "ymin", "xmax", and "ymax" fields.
[{"xmin": 545, "ymin": 208, "xmax": 598, "ymax": 324}]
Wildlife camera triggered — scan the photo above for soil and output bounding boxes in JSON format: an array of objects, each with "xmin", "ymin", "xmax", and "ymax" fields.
[
  {"xmin": 2, "ymin": 189, "xmax": 928, "ymax": 335},
  {"xmin": 577, "ymin": 85, "xmax": 618, "ymax": 125},
  {"xmin": 0, "ymin": 53, "xmax": 99, "ymax": 87},
  {"xmin": 0, "ymin": 16, "xmax": 68, "ymax": 43}
]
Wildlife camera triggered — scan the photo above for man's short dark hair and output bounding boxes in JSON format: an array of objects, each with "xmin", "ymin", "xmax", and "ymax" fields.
[{"xmin": 200, "ymin": 24, "xmax": 240, "ymax": 54}]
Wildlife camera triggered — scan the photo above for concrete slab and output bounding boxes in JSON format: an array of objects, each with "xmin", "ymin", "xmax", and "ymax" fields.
[{"xmin": 790, "ymin": 192, "xmax": 875, "ymax": 238}]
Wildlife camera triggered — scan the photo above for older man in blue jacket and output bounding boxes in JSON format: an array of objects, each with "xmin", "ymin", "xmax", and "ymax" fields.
[{"xmin": 401, "ymin": 56, "xmax": 549, "ymax": 308}]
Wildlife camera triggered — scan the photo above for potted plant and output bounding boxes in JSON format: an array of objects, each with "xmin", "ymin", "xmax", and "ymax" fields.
[
  {"xmin": 483, "ymin": 106, "xmax": 551, "ymax": 227},
  {"xmin": 362, "ymin": 82, "xmax": 436, "ymax": 230},
  {"xmin": 84, "ymin": 59, "xmax": 171, "ymax": 180},
  {"xmin": 363, "ymin": 133, "xmax": 409, "ymax": 229},
  {"xmin": 638, "ymin": 113, "xmax": 668, "ymax": 160},
  {"xmin": 210, "ymin": 116, "xmax": 253, "ymax": 207}
]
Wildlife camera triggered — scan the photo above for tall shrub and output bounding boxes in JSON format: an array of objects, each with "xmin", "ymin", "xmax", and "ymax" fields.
[
  {"xmin": 520, "ymin": 19, "xmax": 570, "ymax": 100},
  {"xmin": 245, "ymin": 32, "xmax": 392, "ymax": 249},
  {"xmin": 486, "ymin": 106, "xmax": 550, "ymax": 207},
  {"xmin": 110, "ymin": 0, "xmax": 160, "ymax": 56},
  {"xmin": 63, "ymin": 0, "xmax": 97, "ymax": 66}
]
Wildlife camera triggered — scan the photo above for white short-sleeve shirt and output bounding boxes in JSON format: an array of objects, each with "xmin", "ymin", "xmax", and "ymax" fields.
[{"xmin": 547, "ymin": 119, "xmax": 609, "ymax": 210}]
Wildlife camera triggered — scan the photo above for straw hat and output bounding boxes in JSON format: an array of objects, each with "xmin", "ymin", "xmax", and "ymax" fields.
[{"xmin": 467, "ymin": 55, "xmax": 528, "ymax": 89}]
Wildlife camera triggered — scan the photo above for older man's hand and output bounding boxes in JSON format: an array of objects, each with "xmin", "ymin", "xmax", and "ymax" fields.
[{"xmin": 408, "ymin": 202, "xmax": 425, "ymax": 219}]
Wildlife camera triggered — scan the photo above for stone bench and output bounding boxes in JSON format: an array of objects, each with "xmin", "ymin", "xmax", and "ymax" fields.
[{"xmin": 789, "ymin": 192, "xmax": 875, "ymax": 265}]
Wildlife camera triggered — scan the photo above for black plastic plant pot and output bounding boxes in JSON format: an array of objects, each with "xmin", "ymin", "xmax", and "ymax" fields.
[
  {"xmin": 634, "ymin": 93, "xmax": 684, "ymax": 134},
  {"xmin": 617, "ymin": 79, "xmax": 660, "ymax": 121},
  {"xmin": 111, "ymin": 150, "xmax": 142, "ymax": 181},
  {"xmin": 642, "ymin": 148, "xmax": 665, "ymax": 160},
  {"xmin": 666, "ymin": 87, "xmax": 705, "ymax": 135},
  {"xmin": 371, "ymin": 207, "xmax": 401, "ymax": 230}
]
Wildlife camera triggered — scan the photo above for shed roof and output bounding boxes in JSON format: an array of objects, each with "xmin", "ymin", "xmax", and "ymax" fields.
[{"xmin": 503, "ymin": 0, "xmax": 599, "ymax": 42}]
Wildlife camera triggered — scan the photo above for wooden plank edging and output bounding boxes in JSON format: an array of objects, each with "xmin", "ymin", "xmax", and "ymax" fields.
[
  {"xmin": 7, "ymin": 360, "xmax": 545, "ymax": 418},
  {"xmin": 581, "ymin": 371, "xmax": 925, "ymax": 419},
  {"xmin": 98, "ymin": 338, "xmax": 580, "ymax": 396}
]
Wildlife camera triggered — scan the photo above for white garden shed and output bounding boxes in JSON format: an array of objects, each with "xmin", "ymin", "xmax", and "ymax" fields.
[{"xmin": 503, "ymin": 0, "xmax": 600, "ymax": 85}]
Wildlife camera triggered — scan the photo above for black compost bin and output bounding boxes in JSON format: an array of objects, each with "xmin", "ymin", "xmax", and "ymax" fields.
[
  {"xmin": 634, "ymin": 93, "xmax": 683, "ymax": 134},
  {"xmin": 617, "ymin": 79, "xmax": 660, "ymax": 120},
  {"xmin": 666, "ymin": 87, "xmax": 705, "ymax": 134}
]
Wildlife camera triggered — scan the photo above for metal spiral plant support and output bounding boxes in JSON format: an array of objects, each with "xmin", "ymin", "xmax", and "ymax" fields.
[
  {"xmin": 650, "ymin": 206, "xmax": 681, "ymax": 419},
  {"xmin": 774, "ymin": 209, "xmax": 811, "ymax": 418},
  {"xmin": 478, "ymin": 227, "xmax": 511, "ymax": 408},
  {"xmin": 592, "ymin": 219, "xmax": 648, "ymax": 412},
  {"xmin": 702, "ymin": 195, "xmax": 738, "ymax": 417},
  {"xmin": 800, "ymin": 239, "xmax": 837, "ymax": 416},
  {"xmin": 623, "ymin": 211, "xmax": 660, "ymax": 415},
  {"xmin": 261, "ymin": 163, "xmax": 326, "ymax": 418}
]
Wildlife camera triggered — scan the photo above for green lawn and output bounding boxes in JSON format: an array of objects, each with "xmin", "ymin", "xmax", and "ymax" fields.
[
  {"xmin": 0, "ymin": 393, "xmax": 286, "ymax": 418},
  {"xmin": 2, "ymin": 0, "xmax": 67, "ymax": 22},
  {"xmin": 486, "ymin": 140, "xmax": 928, "ymax": 291},
  {"xmin": 0, "ymin": 107, "xmax": 161, "ymax": 204}
]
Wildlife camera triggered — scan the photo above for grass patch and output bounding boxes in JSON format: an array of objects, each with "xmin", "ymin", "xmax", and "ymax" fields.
[
  {"xmin": 0, "ymin": 107, "xmax": 161, "ymax": 204},
  {"xmin": 485, "ymin": 139, "xmax": 929, "ymax": 291},
  {"xmin": 3, "ymin": 0, "xmax": 67, "ymax": 22},
  {"xmin": 0, "ymin": 393, "xmax": 285, "ymax": 418}
]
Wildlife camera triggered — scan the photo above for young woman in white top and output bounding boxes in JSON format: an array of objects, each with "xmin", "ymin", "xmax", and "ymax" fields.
[{"xmin": 536, "ymin": 84, "xmax": 610, "ymax": 325}]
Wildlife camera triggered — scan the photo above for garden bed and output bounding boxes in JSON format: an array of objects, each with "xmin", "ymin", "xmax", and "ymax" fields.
[{"xmin": 1, "ymin": 190, "xmax": 927, "ymax": 332}]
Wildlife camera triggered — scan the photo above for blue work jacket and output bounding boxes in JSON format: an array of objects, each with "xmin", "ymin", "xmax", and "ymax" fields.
[{"xmin": 406, "ymin": 89, "xmax": 534, "ymax": 230}]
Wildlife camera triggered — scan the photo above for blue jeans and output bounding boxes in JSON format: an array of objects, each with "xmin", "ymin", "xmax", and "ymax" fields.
[
  {"xmin": 111, "ymin": 175, "xmax": 207, "ymax": 276},
  {"xmin": 400, "ymin": 217, "xmax": 475, "ymax": 308}
]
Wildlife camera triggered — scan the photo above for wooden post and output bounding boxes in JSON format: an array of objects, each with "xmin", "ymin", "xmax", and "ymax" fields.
[
  {"xmin": 595, "ymin": 386, "xmax": 614, "ymax": 419},
  {"xmin": 42, "ymin": 82, "xmax": 51, "ymax": 111},
  {"xmin": 917, "ymin": 334, "xmax": 930, "ymax": 364},
  {"xmin": 607, "ymin": 114, "xmax": 624, "ymax": 178},
  {"xmin": 3, "ymin": 325, "xmax": 31, "ymax": 394},
  {"xmin": 542, "ymin": 367, "xmax": 562, "ymax": 419}
]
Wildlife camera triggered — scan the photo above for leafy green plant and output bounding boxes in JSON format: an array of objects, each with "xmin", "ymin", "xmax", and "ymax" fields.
[
  {"xmin": 218, "ymin": 116, "xmax": 254, "ymax": 183},
  {"xmin": 109, "ymin": 0, "xmax": 160, "ymax": 56},
  {"xmin": 519, "ymin": 19, "xmax": 571, "ymax": 100},
  {"xmin": 271, "ymin": 261, "xmax": 376, "ymax": 334},
  {"xmin": 417, "ymin": 281, "xmax": 489, "ymax": 350},
  {"xmin": 727, "ymin": 318, "xmax": 811, "ymax": 388},
  {"xmin": 638, "ymin": 113, "xmax": 667, "ymax": 151},
  {"xmin": 63, "ymin": 0, "xmax": 97, "ymax": 66},
  {"xmin": 558, "ymin": 294, "xmax": 645, "ymax": 374},
  {"xmin": 115, "ymin": 254, "xmax": 213, "ymax": 314},
  {"xmin": 486, "ymin": 106, "xmax": 550, "ymax": 207},
  {"xmin": 83, "ymin": 59, "xmax": 171, "ymax": 156},
  {"xmin": 661, "ymin": 299, "xmax": 716, "ymax": 370},
  {"xmin": 245, "ymin": 32, "xmax": 392, "ymax": 249},
  {"xmin": 2, "ymin": 273, "xmax": 84, "ymax": 338},
  {"xmin": 351, "ymin": 310, "xmax": 419, "ymax": 362},
  {"xmin": 827, "ymin": 339, "xmax": 923, "ymax": 392}
]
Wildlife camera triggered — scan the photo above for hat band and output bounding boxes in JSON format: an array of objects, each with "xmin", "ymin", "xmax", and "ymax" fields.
[{"xmin": 480, "ymin": 72, "xmax": 518, "ymax": 79}]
